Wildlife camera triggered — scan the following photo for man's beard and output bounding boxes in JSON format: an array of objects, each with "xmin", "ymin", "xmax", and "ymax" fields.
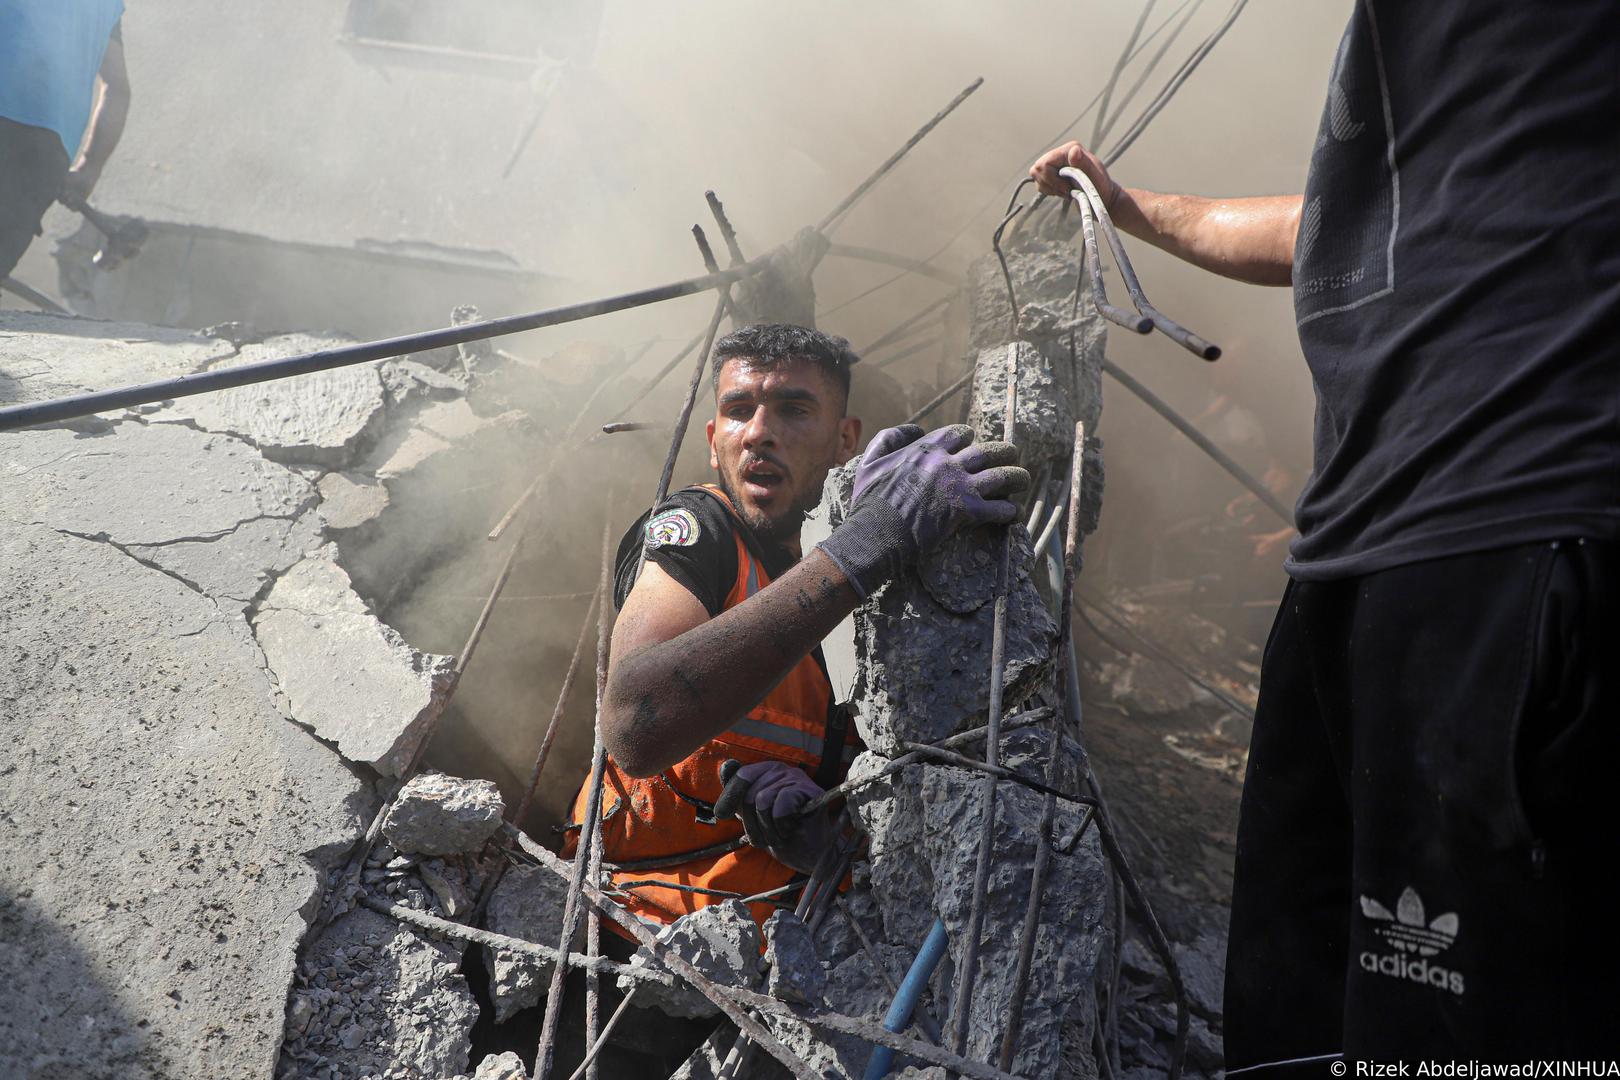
[{"xmin": 717, "ymin": 472, "xmax": 822, "ymax": 545}]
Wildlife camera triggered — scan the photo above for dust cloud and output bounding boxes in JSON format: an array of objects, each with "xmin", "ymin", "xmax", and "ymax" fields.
[
  {"xmin": 59, "ymin": 1, "xmax": 1355, "ymax": 828},
  {"xmin": 375, "ymin": 0, "xmax": 1352, "ymax": 829}
]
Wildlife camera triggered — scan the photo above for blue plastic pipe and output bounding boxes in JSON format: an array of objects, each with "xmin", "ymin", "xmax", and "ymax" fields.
[{"xmin": 864, "ymin": 917, "xmax": 950, "ymax": 1080}]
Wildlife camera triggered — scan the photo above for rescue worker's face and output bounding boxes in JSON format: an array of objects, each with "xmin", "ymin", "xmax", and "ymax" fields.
[{"xmin": 706, "ymin": 357, "xmax": 862, "ymax": 545}]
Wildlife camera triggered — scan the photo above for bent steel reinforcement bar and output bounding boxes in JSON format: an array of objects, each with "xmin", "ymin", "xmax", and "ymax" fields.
[{"xmin": 0, "ymin": 263, "xmax": 763, "ymax": 433}]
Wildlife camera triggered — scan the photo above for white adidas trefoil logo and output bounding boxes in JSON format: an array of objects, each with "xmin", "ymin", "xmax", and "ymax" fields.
[
  {"xmin": 1357, "ymin": 886, "xmax": 1465, "ymax": 996},
  {"xmin": 1361, "ymin": 886, "xmax": 1459, "ymax": 956}
]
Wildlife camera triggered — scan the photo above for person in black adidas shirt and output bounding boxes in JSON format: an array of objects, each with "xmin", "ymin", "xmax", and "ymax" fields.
[{"xmin": 1033, "ymin": 0, "xmax": 1618, "ymax": 1069}]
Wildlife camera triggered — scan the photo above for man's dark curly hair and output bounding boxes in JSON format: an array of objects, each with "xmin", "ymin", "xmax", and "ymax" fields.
[{"xmin": 710, "ymin": 323, "xmax": 857, "ymax": 408}]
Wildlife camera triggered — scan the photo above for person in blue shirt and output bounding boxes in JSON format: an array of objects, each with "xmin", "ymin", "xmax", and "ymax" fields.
[{"xmin": 0, "ymin": 0, "xmax": 129, "ymax": 281}]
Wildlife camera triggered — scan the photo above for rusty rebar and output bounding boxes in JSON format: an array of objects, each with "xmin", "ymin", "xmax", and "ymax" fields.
[
  {"xmin": 359, "ymin": 895, "xmax": 675, "ymax": 985},
  {"xmin": 705, "ymin": 191, "xmax": 747, "ymax": 266},
  {"xmin": 603, "ymin": 837, "xmax": 748, "ymax": 873},
  {"xmin": 817, "ymin": 77, "xmax": 983, "ymax": 234},
  {"xmin": 949, "ymin": 345, "xmax": 1018, "ymax": 1061},
  {"xmin": 583, "ymin": 522, "xmax": 614, "ymax": 1080},
  {"xmin": 1067, "ymin": 174, "xmax": 1154, "ymax": 335},
  {"xmin": 504, "ymin": 828, "xmax": 824, "ymax": 1080},
  {"xmin": 534, "ymin": 518, "xmax": 615, "ymax": 1080},
  {"xmin": 797, "ymin": 706, "xmax": 1054, "ymax": 818},
  {"xmin": 998, "ymin": 424, "xmax": 1085, "ymax": 1071},
  {"xmin": 991, "ymin": 180, "xmax": 1035, "ymax": 340},
  {"xmin": 654, "ymin": 243, "xmax": 732, "ymax": 509},
  {"xmin": 1066, "ymin": 167, "xmax": 1220, "ymax": 360},
  {"xmin": 504, "ymin": 825, "xmax": 1033, "ymax": 1080},
  {"xmin": 566, "ymin": 987, "xmax": 639, "ymax": 1080},
  {"xmin": 896, "ymin": 743, "xmax": 1097, "ymax": 809}
]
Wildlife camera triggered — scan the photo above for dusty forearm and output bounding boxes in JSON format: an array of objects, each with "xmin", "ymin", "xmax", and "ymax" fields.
[
  {"xmin": 603, "ymin": 550, "xmax": 859, "ymax": 776},
  {"xmin": 1110, "ymin": 188, "xmax": 1302, "ymax": 286}
]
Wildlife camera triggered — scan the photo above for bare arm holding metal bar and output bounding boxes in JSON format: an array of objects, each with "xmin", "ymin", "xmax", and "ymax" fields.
[
  {"xmin": 1031, "ymin": 139, "xmax": 1300, "ymax": 287},
  {"xmin": 60, "ymin": 24, "xmax": 130, "ymax": 211}
]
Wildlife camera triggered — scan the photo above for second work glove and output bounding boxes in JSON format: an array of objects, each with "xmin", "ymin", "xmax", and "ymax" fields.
[
  {"xmin": 818, "ymin": 423, "xmax": 1030, "ymax": 598},
  {"xmin": 714, "ymin": 759, "xmax": 832, "ymax": 875}
]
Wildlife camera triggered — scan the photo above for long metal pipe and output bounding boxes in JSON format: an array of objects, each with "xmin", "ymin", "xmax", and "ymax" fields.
[
  {"xmin": 1100, "ymin": 357, "xmax": 1295, "ymax": 527},
  {"xmin": 0, "ymin": 263, "xmax": 758, "ymax": 433},
  {"xmin": 864, "ymin": 918, "xmax": 951, "ymax": 1080}
]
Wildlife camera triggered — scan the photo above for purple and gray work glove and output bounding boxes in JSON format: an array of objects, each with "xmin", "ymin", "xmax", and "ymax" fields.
[
  {"xmin": 818, "ymin": 423, "xmax": 1030, "ymax": 598},
  {"xmin": 715, "ymin": 759, "xmax": 832, "ymax": 875}
]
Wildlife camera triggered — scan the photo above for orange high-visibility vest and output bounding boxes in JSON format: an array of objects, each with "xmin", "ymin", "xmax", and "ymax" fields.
[{"xmin": 564, "ymin": 485, "xmax": 862, "ymax": 929}]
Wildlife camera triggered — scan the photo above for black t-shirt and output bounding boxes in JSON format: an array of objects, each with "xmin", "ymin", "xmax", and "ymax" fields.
[
  {"xmin": 612, "ymin": 487, "xmax": 798, "ymax": 614},
  {"xmin": 1287, "ymin": 0, "xmax": 1620, "ymax": 580}
]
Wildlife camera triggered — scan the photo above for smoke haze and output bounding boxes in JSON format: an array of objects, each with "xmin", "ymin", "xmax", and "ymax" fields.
[{"xmin": 10, "ymin": 1, "xmax": 1352, "ymax": 824}]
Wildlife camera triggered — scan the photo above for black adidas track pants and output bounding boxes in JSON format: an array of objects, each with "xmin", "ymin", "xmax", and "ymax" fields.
[{"xmin": 1224, "ymin": 539, "xmax": 1620, "ymax": 1074}]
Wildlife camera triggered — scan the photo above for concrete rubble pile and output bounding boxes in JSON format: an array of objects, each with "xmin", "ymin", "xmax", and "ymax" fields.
[{"xmin": 281, "ymin": 774, "xmax": 506, "ymax": 1080}]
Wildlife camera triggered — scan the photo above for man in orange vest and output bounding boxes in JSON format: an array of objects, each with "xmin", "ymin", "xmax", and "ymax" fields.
[{"xmin": 568, "ymin": 323, "xmax": 1028, "ymax": 928}]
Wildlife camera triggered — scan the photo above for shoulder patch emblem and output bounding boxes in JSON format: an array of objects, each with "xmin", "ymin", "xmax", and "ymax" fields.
[{"xmin": 645, "ymin": 507, "xmax": 701, "ymax": 549}]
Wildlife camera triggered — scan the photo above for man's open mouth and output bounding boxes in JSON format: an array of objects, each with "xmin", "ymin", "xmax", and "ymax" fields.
[{"xmin": 741, "ymin": 461, "xmax": 785, "ymax": 497}]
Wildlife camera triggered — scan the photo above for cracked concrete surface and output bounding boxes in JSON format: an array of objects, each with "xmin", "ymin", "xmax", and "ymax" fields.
[
  {"xmin": 0, "ymin": 311, "xmax": 484, "ymax": 1078},
  {"xmin": 156, "ymin": 333, "xmax": 390, "ymax": 469},
  {"xmin": 254, "ymin": 550, "xmax": 455, "ymax": 777},
  {"xmin": 0, "ymin": 519, "xmax": 370, "ymax": 1079}
]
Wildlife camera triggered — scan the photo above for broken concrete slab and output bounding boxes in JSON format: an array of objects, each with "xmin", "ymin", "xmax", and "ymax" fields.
[
  {"xmin": 483, "ymin": 863, "xmax": 582, "ymax": 1023},
  {"xmin": 278, "ymin": 906, "xmax": 477, "ymax": 1080},
  {"xmin": 0, "ymin": 519, "xmax": 369, "ymax": 1080},
  {"xmin": 153, "ymin": 333, "xmax": 389, "ymax": 470},
  {"xmin": 0, "ymin": 419, "xmax": 322, "ymax": 606},
  {"xmin": 360, "ymin": 397, "xmax": 524, "ymax": 484},
  {"xmin": 619, "ymin": 900, "xmax": 763, "ymax": 1021},
  {"xmin": 253, "ymin": 549, "xmax": 457, "ymax": 776},
  {"xmin": 0, "ymin": 421, "xmax": 314, "ymax": 547},
  {"xmin": 317, "ymin": 470, "xmax": 390, "ymax": 532},
  {"xmin": 379, "ymin": 772, "xmax": 505, "ymax": 856},
  {"xmin": 129, "ymin": 508, "xmax": 325, "ymax": 606},
  {"xmin": 0, "ymin": 311, "xmax": 235, "ymax": 407},
  {"xmin": 380, "ymin": 356, "xmax": 468, "ymax": 406},
  {"xmin": 470, "ymin": 1050, "xmax": 530, "ymax": 1079},
  {"xmin": 762, "ymin": 910, "xmax": 825, "ymax": 1006}
]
